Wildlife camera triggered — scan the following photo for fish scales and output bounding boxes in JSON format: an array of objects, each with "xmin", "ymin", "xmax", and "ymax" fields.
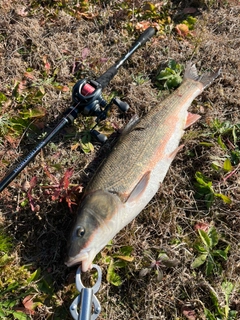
[
  {"xmin": 66, "ymin": 63, "xmax": 220, "ymax": 271},
  {"xmin": 86, "ymin": 78, "xmax": 202, "ymax": 198}
]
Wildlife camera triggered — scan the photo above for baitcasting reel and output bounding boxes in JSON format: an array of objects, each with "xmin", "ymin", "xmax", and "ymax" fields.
[{"xmin": 71, "ymin": 79, "xmax": 129, "ymax": 142}]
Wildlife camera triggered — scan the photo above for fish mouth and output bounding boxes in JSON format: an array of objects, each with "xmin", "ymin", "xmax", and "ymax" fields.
[{"xmin": 65, "ymin": 249, "xmax": 94, "ymax": 272}]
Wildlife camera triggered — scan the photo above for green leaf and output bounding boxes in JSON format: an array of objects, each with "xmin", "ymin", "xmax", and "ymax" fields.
[
  {"xmin": 195, "ymin": 172, "xmax": 212, "ymax": 189},
  {"xmin": 166, "ymin": 75, "xmax": 182, "ymax": 89},
  {"xmin": 27, "ymin": 268, "xmax": 41, "ymax": 283},
  {"xmin": 12, "ymin": 311, "xmax": 28, "ymax": 320},
  {"xmin": 205, "ymin": 193, "xmax": 215, "ymax": 208},
  {"xmin": 80, "ymin": 132, "xmax": 94, "ymax": 154},
  {"xmin": 231, "ymin": 150, "xmax": 240, "ymax": 166},
  {"xmin": 168, "ymin": 59, "xmax": 177, "ymax": 70},
  {"xmin": 221, "ymin": 281, "xmax": 234, "ymax": 297},
  {"xmin": 112, "ymin": 260, "xmax": 127, "ymax": 268},
  {"xmin": 213, "ymin": 249, "xmax": 228, "ymax": 260},
  {"xmin": 119, "ymin": 245, "xmax": 133, "ymax": 256},
  {"xmin": 198, "ymin": 229, "xmax": 211, "ymax": 249},
  {"xmin": 200, "ymin": 141, "xmax": 215, "ymax": 147},
  {"xmin": 106, "ymin": 259, "xmax": 122, "ymax": 286},
  {"xmin": 214, "ymin": 193, "xmax": 231, "ymax": 204},
  {"xmin": 194, "ymin": 243, "xmax": 208, "ymax": 253},
  {"xmin": 205, "ymin": 258, "xmax": 214, "ymax": 276},
  {"xmin": 19, "ymin": 108, "xmax": 45, "ymax": 120},
  {"xmin": 37, "ymin": 276, "xmax": 54, "ymax": 295},
  {"xmin": 232, "ymin": 125, "xmax": 238, "ymax": 146},
  {"xmin": 217, "ymin": 135, "xmax": 227, "ymax": 150},
  {"xmin": 204, "ymin": 308, "xmax": 217, "ymax": 320},
  {"xmin": 210, "ymin": 290, "xmax": 224, "ymax": 319},
  {"xmin": 191, "ymin": 253, "xmax": 208, "ymax": 269},
  {"xmin": 208, "ymin": 227, "xmax": 219, "ymax": 247},
  {"xmin": 0, "ymin": 92, "xmax": 7, "ymax": 105},
  {"xmin": 223, "ymin": 158, "xmax": 232, "ymax": 172}
]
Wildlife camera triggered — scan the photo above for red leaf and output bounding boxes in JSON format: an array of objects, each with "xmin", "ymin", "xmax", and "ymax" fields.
[
  {"xmin": 29, "ymin": 176, "xmax": 38, "ymax": 189},
  {"xmin": 45, "ymin": 62, "xmax": 51, "ymax": 71},
  {"xmin": 61, "ymin": 168, "xmax": 74, "ymax": 190},
  {"xmin": 27, "ymin": 176, "xmax": 38, "ymax": 212},
  {"xmin": 182, "ymin": 306, "xmax": 197, "ymax": 320},
  {"xmin": 23, "ymin": 295, "xmax": 34, "ymax": 311},
  {"xmin": 14, "ymin": 295, "xmax": 35, "ymax": 315},
  {"xmin": 175, "ymin": 24, "xmax": 189, "ymax": 37},
  {"xmin": 194, "ymin": 222, "xmax": 210, "ymax": 232}
]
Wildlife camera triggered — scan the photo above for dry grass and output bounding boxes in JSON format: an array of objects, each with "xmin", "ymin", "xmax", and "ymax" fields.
[{"xmin": 0, "ymin": 1, "xmax": 239, "ymax": 319}]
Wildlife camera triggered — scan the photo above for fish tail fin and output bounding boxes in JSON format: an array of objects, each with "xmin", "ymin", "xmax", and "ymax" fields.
[{"xmin": 184, "ymin": 62, "xmax": 221, "ymax": 89}]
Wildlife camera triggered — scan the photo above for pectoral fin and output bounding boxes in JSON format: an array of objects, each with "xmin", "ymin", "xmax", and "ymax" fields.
[
  {"xmin": 121, "ymin": 114, "xmax": 140, "ymax": 136},
  {"xmin": 126, "ymin": 171, "xmax": 151, "ymax": 203}
]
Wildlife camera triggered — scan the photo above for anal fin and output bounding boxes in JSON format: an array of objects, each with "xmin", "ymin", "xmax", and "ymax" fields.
[
  {"xmin": 185, "ymin": 112, "xmax": 201, "ymax": 129},
  {"xmin": 168, "ymin": 144, "xmax": 184, "ymax": 159}
]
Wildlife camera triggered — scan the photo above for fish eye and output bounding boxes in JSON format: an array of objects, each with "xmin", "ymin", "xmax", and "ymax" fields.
[{"xmin": 76, "ymin": 226, "xmax": 85, "ymax": 237}]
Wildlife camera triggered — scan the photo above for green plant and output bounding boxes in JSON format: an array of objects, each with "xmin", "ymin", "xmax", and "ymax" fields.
[
  {"xmin": 191, "ymin": 227, "xmax": 230, "ymax": 276},
  {"xmin": 210, "ymin": 119, "xmax": 240, "ymax": 166},
  {"xmin": 139, "ymin": 251, "xmax": 179, "ymax": 281},
  {"xmin": 100, "ymin": 245, "xmax": 134, "ymax": 286},
  {"xmin": 42, "ymin": 166, "xmax": 83, "ymax": 211},
  {"xmin": 0, "ymin": 229, "xmax": 12, "ymax": 254},
  {"xmin": 204, "ymin": 281, "xmax": 237, "ymax": 320},
  {"xmin": 194, "ymin": 171, "xmax": 231, "ymax": 208},
  {"xmin": 175, "ymin": 15, "xmax": 197, "ymax": 37},
  {"xmin": 0, "ymin": 230, "xmax": 41, "ymax": 319},
  {"xmin": 132, "ymin": 73, "xmax": 149, "ymax": 85},
  {"xmin": 113, "ymin": 1, "xmax": 172, "ymax": 35},
  {"xmin": 156, "ymin": 60, "xmax": 183, "ymax": 90}
]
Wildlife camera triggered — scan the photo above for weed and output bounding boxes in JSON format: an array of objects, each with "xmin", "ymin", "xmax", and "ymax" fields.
[
  {"xmin": 0, "ymin": 229, "xmax": 12, "ymax": 254},
  {"xmin": 132, "ymin": 73, "xmax": 149, "ymax": 85},
  {"xmin": 194, "ymin": 171, "xmax": 231, "ymax": 208},
  {"xmin": 113, "ymin": 1, "xmax": 172, "ymax": 34},
  {"xmin": 175, "ymin": 15, "xmax": 197, "ymax": 38},
  {"xmin": 156, "ymin": 60, "xmax": 183, "ymax": 90},
  {"xmin": 210, "ymin": 119, "xmax": 240, "ymax": 166},
  {"xmin": 191, "ymin": 226, "xmax": 230, "ymax": 276},
  {"xmin": 204, "ymin": 281, "xmax": 237, "ymax": 319},
  {"xmin": 98, "ymin": 245, "xmax": 134, "ymax": 286},
  {"xmin": 139, "ymin": 251, "xmax": 179, "ymax": 282},
  {"xmin": 0, "ymin": 114, "xmax": 11, "ymax": 136},
  {"xmin": 42, "ymin": 166, "xmax": 83, "ymax": 211},
  {"xmin": 0, "ymin": 230, "xmax": 40, "ymax": 319}
]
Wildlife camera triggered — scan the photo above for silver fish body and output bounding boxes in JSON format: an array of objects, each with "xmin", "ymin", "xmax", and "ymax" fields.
[{"xmin": 66, "ymin": 63, "xmax": 220, "ymax": 271}]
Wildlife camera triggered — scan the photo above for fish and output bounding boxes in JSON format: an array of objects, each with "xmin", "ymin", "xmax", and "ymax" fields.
[{"xmin": 65, "ymin": 62, "xmax": 220, "ymax": 272}]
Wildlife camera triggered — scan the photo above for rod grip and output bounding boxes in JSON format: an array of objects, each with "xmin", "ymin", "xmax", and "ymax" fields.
[{"xmin": 95, "ymin": 65, "xmax": 118, "ymax": 90}]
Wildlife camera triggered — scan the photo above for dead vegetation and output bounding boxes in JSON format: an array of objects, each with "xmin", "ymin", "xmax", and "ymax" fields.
[{"xmin": 0, "ymin": 1, "xmax": 239, "ymax": 319}]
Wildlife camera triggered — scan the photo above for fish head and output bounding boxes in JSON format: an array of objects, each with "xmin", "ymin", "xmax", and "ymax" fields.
[{"xmin": 65, "ymin": 190, "xmax": 121, "ymax": 272}]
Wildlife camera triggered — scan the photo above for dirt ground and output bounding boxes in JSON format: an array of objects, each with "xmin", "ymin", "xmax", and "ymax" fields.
[{"xmin": 0, "ymin": 1, "xmax": 239, "ymax": 319}]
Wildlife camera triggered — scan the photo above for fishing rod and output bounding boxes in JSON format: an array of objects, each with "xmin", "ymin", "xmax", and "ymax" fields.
[{"xmin": 0, "ymin": 27, "xmax": 156, "ymax": 193}]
